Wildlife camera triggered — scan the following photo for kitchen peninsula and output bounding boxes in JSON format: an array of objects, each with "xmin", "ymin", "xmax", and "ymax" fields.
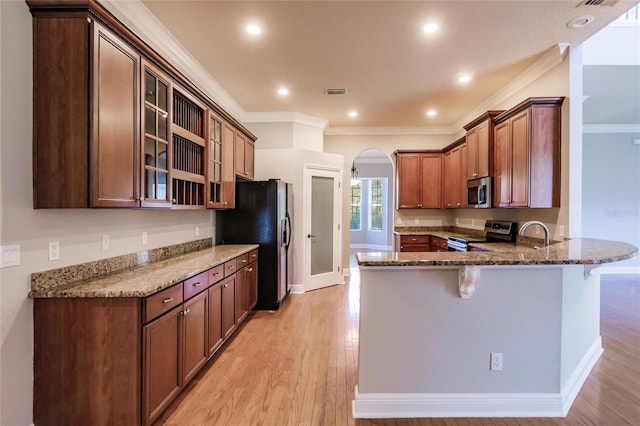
[{"xmin": 353, "ymin": 238, "xmax": 637, "ymax": 419}]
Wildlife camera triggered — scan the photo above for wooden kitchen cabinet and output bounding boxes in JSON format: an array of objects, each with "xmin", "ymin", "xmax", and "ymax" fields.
[
  {"xmin": 235, "ymin": 254, "xmax": 249, "ymax": 324},
  {"xmin": 208, "ymin": 281, "xmax": 224, "ymax": 356},
  {"xmin": 463, "ymin": 111, "xmax": 503, "ymax": 180},
  {"xmin": 493, "ymin": 97, "xmax": 563, "ymax": 208},
  {"xmin": 443, "ymin": 139, "xmax": 466, "ymax": 208},
  {"xmin": 207, "ymin": 112, "xmax": 236, "ymax": 209},
  {"xmin": 28, "ymin": 0, "xmax": 257, "ymax": 210},
  {"xmin": 31, "ymin": 12, "xmax": 141, "ymax": 208},
  {"xmin": 395, "ymin": 151, "xmax": 442, "ymax": 209},
  {"xmin": 430, "ymin": 236, "xmax": 448, "ymax": 252},
  {"xmin": 182, "ymin": 290, "xmax": 209, "ymax": 385},
  {"xmin": 246, "ymin": 251, "xmax": 259, "ymax": 310},
  {"xmin": 235, "ymin": 132, "xmax": 255, "ymax": 180},
  {"xmin": 221, "ymin": 275, "xmax": 237, "ymax": 339},
  {"xmin": 395, "ymin": 234, "xmax": 430, "ymax": 252},
  {"xmin": 143, "ymin": 303, "xmax": 182, "ymax": 425}
]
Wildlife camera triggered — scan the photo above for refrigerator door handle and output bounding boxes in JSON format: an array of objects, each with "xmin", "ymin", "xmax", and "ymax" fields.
[{"xmin": 285, "ymin": 213, "xmax": 292, "ymax": 248}]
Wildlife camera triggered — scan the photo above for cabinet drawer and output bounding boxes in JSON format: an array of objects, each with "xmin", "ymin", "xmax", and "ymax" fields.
[
  {"xmin": 224, "ymin": 259, "xmax": 238, "ymax": 277},
  {"xmin": 183, "ymin": 271, "xmax": 209, "ymax": 300},
  {"xmin": 400, "ymin": 235, "xmax": 429, "ymax": 244},
  {"xmin": 208, "ymin": 264, "xmax": 224, "ymax": 284},
  {"xmin": 248, "ymin": 249, "xmax": 258, "ymax": 263},
  {"xmin": 144, "ymin": 283, "xmax": 183, "ymax": 323},
  {"xmin": 431, "ymin": 237, "xmax": 448, "ymax": 250},
  {"xmin": 399, "ymin": 244, "xmax": 430, "ymax": 252},
  {"xmin": 236, "ymin": 253, "xmax": 249, "ymax": 268}
]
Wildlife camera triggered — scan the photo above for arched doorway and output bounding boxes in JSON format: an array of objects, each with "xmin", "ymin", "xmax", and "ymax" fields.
[{"xmin": 348, "ymin": 148, "xmax": 394, "ymax": 255}]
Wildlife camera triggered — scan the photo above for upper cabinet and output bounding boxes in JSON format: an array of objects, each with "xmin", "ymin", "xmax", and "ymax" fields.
[
  {"xmin": 235, "ymin": 132, "xmax": 255, "ymax": 180},
  {"xmin": 31, "ymin": 14, "xmax": 141, "ymax": 208},
  {"xmin": 443, "ymin": 139, "xmax": 467, "ymax": 209},
  {"xmin": 395, "ymin": 151, "xmax": 442, "ymax": 209},
  {"xmin": 463, "ymin": 111, "xmax": 503, "ymax": 181},
  {"xmin": 493, "ymin": 97, "xmax": 564, "ymax": 208},
  {"xmin": 28, "ymin": 0, "xmax": 256, "ymax": 209}
]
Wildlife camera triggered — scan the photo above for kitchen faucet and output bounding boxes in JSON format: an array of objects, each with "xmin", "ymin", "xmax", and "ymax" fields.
[{"xmin": 518, "ymin": 220, "xmax": 550, "ymax": 248}]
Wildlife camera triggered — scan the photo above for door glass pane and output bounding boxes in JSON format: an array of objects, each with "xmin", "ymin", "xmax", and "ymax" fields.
[
  {"xmin": 311, "ymin": 176, "xmax": 334, "ymax": 276},
  {"xmin": 144, "ymin": 71, "xmax": 156, "ymax": 104},
  {"xmin": 157, "ymin": 172, "xmax": 167, "ymax": 200},
  {"xmin": 158, "ymin": 112, "xmax": 168, "ymax": 141},
  {"xmin": 145, "ymin": 106, "xmax": 156, "ymax": 136},
  {"xmin": 214, "ymin": 163, "xmax": 221, "ymax": 181},
  {"xmin": 146, "ymin": 170, "xmax": 156, "ymax": 199},
  {"xmin": 144, "ymin": 137, "xmax": 155, "ymax": 167},
  {"xmin": 158, "ymin": 81, "xmax": 168, "ymax": 111},
  {"xmin": 158, "ymin": 141, "xmax": 168, "ymax": 170},
  {"xmin": 214, "ymin": 142, "xmax": 221, "ymax": 160},
  {"xmin": 158, "ymin": 141, "xmax": 167, "ymax": 170}
]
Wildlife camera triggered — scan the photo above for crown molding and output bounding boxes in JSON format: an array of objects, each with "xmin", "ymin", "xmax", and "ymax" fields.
[
  {"xmin": 243, "ymin": 111, "xmax": 328, "ymax": 129},
  {"xmin": 97, "ymin": 0, "xmax": 246, "ymax": 120},
  {"xmin": 453, "ymin": 43, "xmax": 569, "ymax": 132},
  {"xmin": 583, "ymin": 124, "xmax": 640, "ymax": 133},
  {"xmin": 324, "ymin": 126, "xmax": 456, "ymax": 136}
]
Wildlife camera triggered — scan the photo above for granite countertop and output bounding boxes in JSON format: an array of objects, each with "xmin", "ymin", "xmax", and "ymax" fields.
[
  {"xmin": 357, "ymin": 238, "xmax": 637, "ymax": 267},
  {"xmin": 29, "ymin": 244, "xmax": 259, "ymax": 298}
]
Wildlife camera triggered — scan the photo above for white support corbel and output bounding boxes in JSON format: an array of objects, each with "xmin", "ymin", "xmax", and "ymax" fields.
[
  {"xmin": 584, "ymin": 265, "xmax": 600, "ymax": 280},
  {"xmin": 458, "ymin": 266, "xmax": 480, "ymax": 298}
]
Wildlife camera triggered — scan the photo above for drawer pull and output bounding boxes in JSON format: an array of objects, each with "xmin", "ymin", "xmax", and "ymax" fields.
[
  {"xmin": 228, "ymin": 265, "xmax": 235, "ymax": 270},
  {"xmin": 241, "ymin": 259, "xmax": 247, "ymax": 263},
  {"xmin": 213, "ymin": 272, "xmax": 221, "ymax": 276},
  {"xmin": 162, "ymin": 297, "xmax": 174, "ymax": 304},
  {"xmin": 411, "ymin": 238, "xmax": 417, "ymax": 242},
  {"xmin": 192, "ymin": 282, "xmax": 203, "ymax": 287}
]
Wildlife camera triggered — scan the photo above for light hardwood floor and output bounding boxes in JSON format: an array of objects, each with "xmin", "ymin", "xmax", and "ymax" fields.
[{"xmin": 158, "ymin": 271, "xmax": 640, "ymax": 425}]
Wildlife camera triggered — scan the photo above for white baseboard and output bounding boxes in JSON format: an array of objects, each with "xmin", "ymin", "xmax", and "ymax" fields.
[
  {"xmin": 600, "ymin": 266, "xmax": 640, "ymax": 275},
  {"xmin": 289, "ymin": 283, "xmax": 305, "ymax": 294},
  {"xmin": 560, "ymin": 337, "xmax": 603, "ymax": 415},
  {"xmin": 352, "ymin": 337, "xmax": 603, "ymax": 419},
  {"xmin": 350, "ymin": 244, "xmax": 392, "ymax": 251}
]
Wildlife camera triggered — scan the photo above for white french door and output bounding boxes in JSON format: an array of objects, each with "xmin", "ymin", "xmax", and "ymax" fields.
[{"xmin": 304, "ymin": 165, "xmax": 342, "ymax": 292}]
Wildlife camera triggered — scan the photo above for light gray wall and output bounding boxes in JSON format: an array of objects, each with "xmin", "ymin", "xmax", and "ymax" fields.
[
  {"xmin": 350, "ymin": 162, "xmax": 394, "ymax": 249},
  {"xmin": 0, "ymin": 3, "xmax": 214, "ymax": 424},
  {"xmin": 582, "ymin": 132, "xmax": 640, "ymax": 270}
]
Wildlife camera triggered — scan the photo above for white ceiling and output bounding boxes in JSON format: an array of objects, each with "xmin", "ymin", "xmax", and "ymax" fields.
[{"xmin": 141, "ymin": 0, "xmax": 639, "ymax": 129}]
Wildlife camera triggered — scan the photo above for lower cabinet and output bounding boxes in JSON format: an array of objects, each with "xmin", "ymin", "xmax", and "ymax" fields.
[
  {"xmin": 33, "ymin": 249, "xmax": 259, "ymax": 426},
  {"xmin": 395, "ymin": 234, "xmax": 430, "ymax": 252}
]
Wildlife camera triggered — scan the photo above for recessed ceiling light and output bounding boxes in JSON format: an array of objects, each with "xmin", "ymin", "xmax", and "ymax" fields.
[
  {"xmin": 422, "ymin": 22, "xmax": 439, "ymax": 34},
  {"xmin": 567, "ymin": 15, "xmax": 595, "ymax": 29},
  {"xmin": 458, "ymin": 74, "xmax": 472, "ymax": 84},
  {"xmin": 277, "ymin": 87, "xmax": 289, "ymax": 96},
  {"xmin": 246, "ymin": 24, "xmax": 262, "ymax": 35},
  {"xmin": 348, "ymin": 111, "xmax": 358, "ymax": 118},
  {"xmin": 426, "ymin": 109, "xmax": 437, "ymax": 117}
]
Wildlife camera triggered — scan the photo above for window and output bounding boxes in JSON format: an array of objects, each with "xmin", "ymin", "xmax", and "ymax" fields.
[
  {"xmin": 368, "ymin": 178, "xmax": 385, "ymax": 231},
  {"xmin": 350, "ymin": 180, "xmax": 361, "ymax": 231}
]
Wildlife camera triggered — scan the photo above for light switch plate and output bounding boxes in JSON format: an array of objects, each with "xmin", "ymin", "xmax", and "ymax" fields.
[
  {"xmin": 102, "ymin": 235, "xmax": 110, "ymax": 251},
  {"xmin": 48, "ymin": 241, "xmax": 60, "ymax": 261},
  {"xmin": 1, "ymin": 245, "xmax": 21, "ymax": 268}
]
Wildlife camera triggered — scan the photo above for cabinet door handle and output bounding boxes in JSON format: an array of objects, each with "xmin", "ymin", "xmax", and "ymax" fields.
[
  {"xmin": 246, "ymin": 267, "xmax": 253, "ymax": 272},
  {"xmin": 192, "ymin": 282, "xmax": 203, "ymax": 287},
  {"xmin": 223, "ymin": 284, "xmax": 228, "ymax": 288},
  {"xmin": 162, "ymin": 297, "xmax": 174, "ymax": 304},
  {"xmin": 182, "ymin": 308, "xmax": 190, "ymax": 316}
]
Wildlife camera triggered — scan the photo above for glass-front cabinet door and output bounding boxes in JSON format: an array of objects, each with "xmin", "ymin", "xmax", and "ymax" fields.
[
  {"xmin": 207, "ymin": 112, "xmax": 223, "ymax": 208},
  {"xmin": 141, "ymin": 60, "xmax": 172, "ymax": 208}
]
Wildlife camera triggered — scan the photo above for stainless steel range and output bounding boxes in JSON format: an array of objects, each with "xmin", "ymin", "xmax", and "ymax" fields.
[{"xmin": 447, "ymin": 220, "xmax": 517, "ymax": 252}]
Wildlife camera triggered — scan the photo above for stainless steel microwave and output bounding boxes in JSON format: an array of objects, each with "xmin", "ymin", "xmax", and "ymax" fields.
[{"xmin": 467, "ymin": 177, "xmax": 492, "ymax": 208}]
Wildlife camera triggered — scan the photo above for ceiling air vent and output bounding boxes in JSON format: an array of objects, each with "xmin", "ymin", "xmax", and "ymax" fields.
[
  {"xmin": 578, "ymin": 0, "xmax": 619, "ymax": 7},
  {"xmin": 325, "ymin": 88, "xmax": 347, "ymax": 95}
]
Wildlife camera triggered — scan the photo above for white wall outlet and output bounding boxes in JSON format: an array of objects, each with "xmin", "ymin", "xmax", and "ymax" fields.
[
  {"xmin": 102, "ymin": 234, "xmax": 110, "ymax": 251},
  {"xmin": 559, "ymin": 225, "xmax": 565, "ymax": 237},
  {"xmin": 1, "ymin": 245, "xmax": 21, "ymax": 268},
  {"xmin": 142, "ymin": 232, "xmax": 148, "ymax": 245},
  {"xmin": 535, "ymin": 225, "xmax": 541, "ymax": 234},
  {"xmin": 490, "ymin": 352, "xmax": 503, "ymax": 371},
  {"xmin": 48, "ymin": 241, "xmax": 60, "ymax": 261},
  {"xmin": 195, "ymin": 226, "xmax": 200, "ymax": 237}
]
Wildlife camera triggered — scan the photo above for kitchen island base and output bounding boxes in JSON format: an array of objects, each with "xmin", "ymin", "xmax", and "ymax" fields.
[{"xmin": 353, "ymin": 265, "xmax": 603, "ymax": 419}]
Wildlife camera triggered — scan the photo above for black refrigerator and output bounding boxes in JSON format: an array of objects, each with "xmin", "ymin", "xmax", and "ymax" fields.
[{"xmin": 216, "ymin": 179, "xmax": 292, "ymax": 310}]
